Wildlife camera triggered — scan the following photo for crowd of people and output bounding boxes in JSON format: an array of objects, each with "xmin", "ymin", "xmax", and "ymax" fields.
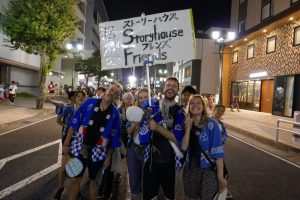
[
  {"xmin": 49, "ymin": 77, "xmax": 231, "ymax": 200},
  {"xmin": 0, "ymin": 81, "xmax": 18, "ymax": 104}
]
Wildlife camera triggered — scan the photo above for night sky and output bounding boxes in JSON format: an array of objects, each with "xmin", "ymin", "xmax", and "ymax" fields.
[{"xmin": 103, "ymin": 0, "xmax": 232, "ymax": 32}]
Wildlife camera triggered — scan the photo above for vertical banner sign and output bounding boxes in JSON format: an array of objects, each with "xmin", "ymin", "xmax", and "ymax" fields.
[{"xmin": 99, "ymin": 9, "xmax": 196, "ymax": 70}]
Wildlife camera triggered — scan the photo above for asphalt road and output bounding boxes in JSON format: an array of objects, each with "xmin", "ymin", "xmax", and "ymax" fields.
[
  {"xmin": 0, "ymin": 116, "xmax": 61, "ymax": 200},
  {"xmin": 224, "ymin": 136, "xmax": 300, "ymax": 200},
  {"xmin": 0, "ymin": 116, "xmax": 300, "ymax": 200}
]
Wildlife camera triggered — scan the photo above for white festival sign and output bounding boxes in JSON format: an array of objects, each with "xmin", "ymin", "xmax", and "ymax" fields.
[{"xmin": 99, "ymin": 9, "xmax": 196, "ymax": 70}]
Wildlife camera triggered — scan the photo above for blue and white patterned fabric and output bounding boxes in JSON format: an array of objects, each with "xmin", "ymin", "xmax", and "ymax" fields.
[
  {"xmin": 61, "ymin": 105, "xmax": 75, "ymax": 140},
  {"xmin": 218, "ymin": 121, "xmax": 228, "ymax": 144},
  {"xmin": 91, "ymin": 147, "xmax": 107, "ymax": 162},
  {"xmin": 144, "ymin": 104, "xmax": 185, "ymax": 170},
  {"xmin": 70, "ymin": 133, "xmax": 84, "ymax": 157},
  {"xmin": 69, "ymin": 98, "xmax": 121, "ymax": 162},
  {"xmin": 187, "ymin": 118, "xmax": 224, "ymax": 169},
  {"xmin": 126, "ymin": 116, "xmax": 151, "ymax": 145},
  {"xmin": 55, "ymin": 103, "xmax": 67, "ymax": 116},
  {"xmin": 144, "ymin": 145, "xmax": 151, "ymax": 162},
  {"xmin": 175, "ymin": 155, "xmax": 182, "ymax": 169},
  {"xmin": 152, "ymin": 107, "xmax": 185, "ymax": 143}
]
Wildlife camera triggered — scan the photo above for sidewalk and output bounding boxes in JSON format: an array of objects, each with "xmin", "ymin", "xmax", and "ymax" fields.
[
  {"xmin": 222, "ymin": 108, "xmax": 300, "ymax": 151},
  {"xmin": 1, "ymin": 97, "xmax": 300, "ymax": 151},
  {"xmin": 0, "ymin": 96, "xmax": 65, "ymax": 128}
]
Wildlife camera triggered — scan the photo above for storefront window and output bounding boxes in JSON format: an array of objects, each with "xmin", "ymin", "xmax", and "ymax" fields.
[
  {"xmin": 239, "ymin": 82, "xmax": 247, "ymax": 103},
  {"xmin": 184, "ymin": 66, "xmax": 191, "ymax": 78},
  {"xmin": 273, "ymin": 76, "xmax": 286, "ymax": 116},
  {"xmin": 232, "ymin": 80, "xmax": 261, "ymax": 111},
  {"xmin": 253, "ymin": 81, "xmax": 261, "ymax": 111},
  {"xmin": 284, "ymin": 76, "xmax": 294, "ymax": 117},
  {"xmin": 247, "ymin": 82, "xmax": 254, "ymax": 103}
]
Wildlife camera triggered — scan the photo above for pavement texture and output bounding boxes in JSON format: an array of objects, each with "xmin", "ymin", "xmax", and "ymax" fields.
[
  {"xmin": 1, "ymin": 97, "xmax": 300, "ymax": 199},
  {"xmin": 221, "ymin": 108, "xmax": 300, "ymax": 151},
  {"xmin": 1, "ymin": 97, "xmax": 300, "ymax": 151},
  {"xmin": 0, "ymin": 96, "xmax": 64, "ymax": 128}
]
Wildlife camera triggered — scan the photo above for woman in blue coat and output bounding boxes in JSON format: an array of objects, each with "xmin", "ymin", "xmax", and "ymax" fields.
[{"xmin": 181, "ymin": 95, "xmax": 227, "ymax": 200}]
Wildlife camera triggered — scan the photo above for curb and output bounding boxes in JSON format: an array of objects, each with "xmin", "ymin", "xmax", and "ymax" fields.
[
  {"xmin": 225, "ymin": 123, "xmax": 300, "ymax": 153},
  {"xmin": 0, "ymin": 107, "xmax": 55, "ymax": 130}
]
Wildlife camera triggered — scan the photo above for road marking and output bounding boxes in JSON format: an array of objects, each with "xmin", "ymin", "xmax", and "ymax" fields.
[
  {"xmin": 0, "ymin": 142, "xmax": 62, "ymax": 198},
  {"xmin": 229, "ymin": 134, "xmax": 300, "ymax": 169},
  {"xmin": 0, "ymin": 163, "xmax": 60, "ymax": 199},
  {"xmin": 0, "ymin": 140, "xmax": 60, "ymax": 170},
  {"xmin": 0, "ymin": 115, "xmax": 56, "ymax": 137}
]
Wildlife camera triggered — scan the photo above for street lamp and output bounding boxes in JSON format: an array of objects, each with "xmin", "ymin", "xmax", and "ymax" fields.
[
  {"xmin": 128, "ymin": 75, "xmax": 137, "ymax": 88},
  {"xmin": 66, "ymin": 42, "xmax": 83, "ymax": 90},
  {"xmin": 211, "ymin": 30, "xmax": 236, "ymax": 104},
  {"xmin": 111, "ymin": 72, "xmax": 116, "ymax": 83}
]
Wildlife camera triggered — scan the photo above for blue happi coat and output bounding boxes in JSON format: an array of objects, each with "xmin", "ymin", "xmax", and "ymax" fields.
[
  {"xmin": 187, "ymin": 118, "xmax": 224, "ymax": 169},
  {"xmin": 69, "ymin": 98, "xmax": 121, "ymax": 162}
]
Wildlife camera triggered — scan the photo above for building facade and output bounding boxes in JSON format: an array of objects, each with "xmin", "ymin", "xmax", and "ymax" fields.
[
  {"xmin": 172, "ymin": 28, "xmax": 229, "ymax": 97},
  {"xmin": 0, "ymin": 0, "xmax": 40, "ymax": 94},
  {"xmin": 0, "ymin": 0, "xmax": 90, "ymax": 95},
  {"xmin": 60, "ymin": 0, "xmax": 110, "ymax": 90},
  {"xmin": 223, "ymin": 0, "xmax": 300, "ymax": 117},
  {"xmin": 59, "ymin": 0, "xmax": 87, "ymax": 91}
]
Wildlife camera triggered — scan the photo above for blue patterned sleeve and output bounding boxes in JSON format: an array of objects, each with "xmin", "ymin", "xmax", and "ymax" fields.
[
  {"xmin": 70, "ymin": 99, "xmax": 90, "ymax": 131},
  {"xmin": 209, "ymin": 120, "xmax": 224, "ymax": 159},
  {"xmin": 55, "ymin": 102, "xmax": 66, "ymax": 116},
  {"xmin": 221, "ymin": 122, "xmax": 228, "ymax": 144},
  {"xmin": 173, "ymin": 108, "xmax": 185, "ymax": 143},
  {"xmin": 110, "ymin": 109, "xmax": 121, "ymax": 148},
  {"xmin": 126, "ymin": 121, "xmax": 131, "ymax": 129},
  {"xmin": 153, "ymin": 112, "xmax": 163, "ymax": 123},
  {"xmin": 64, "ymin": 105, "xmax": 73, "ymax": 126}
]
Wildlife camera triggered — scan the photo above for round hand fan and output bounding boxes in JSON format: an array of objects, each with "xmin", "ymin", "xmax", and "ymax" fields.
[
  {"xmin": 65, "ymin": 158, "xmax": 83, "ymax": 178},
  {"xmin": 213, "ymin": 188, "xmax": 228, "ymax": 200},
  {"xmin": 126, "ymin": 106, "xmax": 144, "ymax": 123}
]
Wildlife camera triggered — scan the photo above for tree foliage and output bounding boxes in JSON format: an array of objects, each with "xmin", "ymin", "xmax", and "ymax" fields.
[
  {"xmin": 2, "ymin": 0, "xmax": 77, "ymax": 108},
  {"xmin": 75, "ymin": 50, "xmax": 110, "ymax": 87}
]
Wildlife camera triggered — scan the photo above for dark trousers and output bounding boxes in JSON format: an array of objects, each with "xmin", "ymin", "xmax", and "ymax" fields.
[
  {"xmin": 98, "ymin": 165, "xmax": 121, "ymax": 200},
  {"xmin": 143, "ymin": 161, "xmax": 175, "ymax": 200},
  {"xmin": 9, "ymin": 94, "xmax": 15, "ymax": 103}
]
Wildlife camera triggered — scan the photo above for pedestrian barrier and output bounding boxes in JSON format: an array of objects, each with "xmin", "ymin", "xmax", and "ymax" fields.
[{"xmin": 276, "ymin": 119, "xmax": 300, "ymax": 142}]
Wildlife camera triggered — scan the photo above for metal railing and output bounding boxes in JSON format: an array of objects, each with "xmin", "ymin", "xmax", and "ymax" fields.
[{"xmin": 276, "ymin": 119, "xmax": 300, "ymax": 142}]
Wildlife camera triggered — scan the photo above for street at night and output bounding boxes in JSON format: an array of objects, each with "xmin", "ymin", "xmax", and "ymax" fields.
[
  {"xmin": 0, "ymin": 115, "xmax": 300, "ymax": 200},
  {"xmin": 1, "ymin": 0, "xmax": 300, "ymax": 199}
]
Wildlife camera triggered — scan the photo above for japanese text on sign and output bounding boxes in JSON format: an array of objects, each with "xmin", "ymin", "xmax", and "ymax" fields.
[{"xmin": 99, "ymin": 9, "xmax": 196, "ymax": 70}]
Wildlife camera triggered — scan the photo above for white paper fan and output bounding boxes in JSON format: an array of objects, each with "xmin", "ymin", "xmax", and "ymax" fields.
[
  {"xmin": 126, "ymin": 106, "xmax": 144, "ymax": 122},
  {"xmin": 213, "ymin": 188, "xmax": 228, "ymax": 200}
]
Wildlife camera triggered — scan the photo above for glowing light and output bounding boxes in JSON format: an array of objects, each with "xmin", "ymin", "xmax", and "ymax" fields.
[
  {"xmin": 217, "ymin": 37, "xmax": 224, "ymax": 42},
  {"xmin": 66, "ymin": 43, "xmax": 72, "ymax": 50},
  {"xmin": 76, "ymin": 44, "xmax": 83, "ymax": 51},
  {"xmin": 250, "ymin": 71, "xmax": 268, "ymax": 78},
  {"xmin": 212, "ymin": 31, "xmax": 220, "ymax": 40},
  {"xmin": 227, "ymin": 32, "xmax": 236, "ymax": 40},
  {"xmin": 128, "ymin": 75, "xmax": 136, "ymax": 83}
]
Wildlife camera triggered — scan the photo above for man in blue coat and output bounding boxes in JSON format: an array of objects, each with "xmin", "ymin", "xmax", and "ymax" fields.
[{"xmin": 63, "ymin": 84, "xmax": 122, "ymax": 200}]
